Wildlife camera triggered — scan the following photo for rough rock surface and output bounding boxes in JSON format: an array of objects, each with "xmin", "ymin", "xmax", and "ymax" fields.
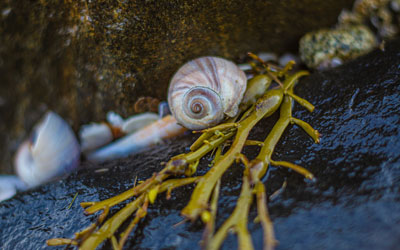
[
  {"xmin": 0, "ymin": 0, "xmax": 354, "ymax": 173},
  {"xmin": 1, "ymin": 35, "xmax": 400, "ymax": 250}
]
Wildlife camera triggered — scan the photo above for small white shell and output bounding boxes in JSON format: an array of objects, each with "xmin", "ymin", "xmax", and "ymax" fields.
[
  {"xmin": 106, "ymin": 111, "xmax": 124, "ymax": 127},
  {"xmin": 87, "ymin": 115, "xmax": 186, "ymax": 163},
  {"xmin": 121, "ymin": 112, "xmax": 159, "ymax": 134},
  {"xmin": 0, "ymin": 175, "xmax": 27, "ymax": 202},
  {"xmin": 80, "ymin": 123, "xmax": 113, "ymax": 153},
  {"xmin": 168, "ymin": 56, "xmax": 247, "ymax": 130},
  {"xmin": 14, "ymin": 111, "xmax": 80, "ymax": 187}
]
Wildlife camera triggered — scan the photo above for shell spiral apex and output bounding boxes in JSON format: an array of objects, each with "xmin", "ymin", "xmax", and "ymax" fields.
[{"xmin": 168, "ymin": 56, "xmax": 247, "ymax": 130}]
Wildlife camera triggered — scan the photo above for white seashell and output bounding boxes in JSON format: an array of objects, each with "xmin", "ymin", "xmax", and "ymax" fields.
[
  {"xmin": 168, "ymin": 56, "xmax": 247, "ymax": 130},
  {"xmin": 0, "ymin": 175, "xmax": 27, "ymax": 202},
  {"xmin": 106, "ymin": 111, "xmax": 124, "ymax": 127},
  {"xmin": 79, "ymin": 123, "xmax": 113, "ymax": 153},
  {"xmin": 121, "ymin": 112, "xmax": 159, "ymax": 134},
  {"xmin": 14, "ymin": 111, "xmax": 80, "ymax": 187},
  {"xmin": 87, "ymin": 115, "xmax": 186, "ymax": 163}
]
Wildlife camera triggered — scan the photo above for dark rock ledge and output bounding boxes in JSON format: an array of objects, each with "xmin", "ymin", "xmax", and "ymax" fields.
[{"xmin": 1, "ymin": 39, "xmax": 400, "ymax": 250}]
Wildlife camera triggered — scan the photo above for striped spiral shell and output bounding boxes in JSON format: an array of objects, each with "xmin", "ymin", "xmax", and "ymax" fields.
[{"xmin": 168, "ymin": 56, "xmax": 247, "ymax": 130}]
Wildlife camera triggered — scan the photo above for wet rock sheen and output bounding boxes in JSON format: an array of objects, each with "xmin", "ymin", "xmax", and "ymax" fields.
[{"xmin": 1, "ymin": 39, "xmax": 400, "ymax": 249}]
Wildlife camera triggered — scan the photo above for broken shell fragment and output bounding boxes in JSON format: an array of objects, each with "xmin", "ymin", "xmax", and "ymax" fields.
[
  {"xmin": 106, "ymin": 111, "xmax": 125, "ymax": 127},
  {"xmin": 79, "ymin": 123, "xmax": 114, "ymax": 153},
  {"xmin": 0, "ymin": 175, "xmax": 27, "ymax": 202},
  {"xmin": 86, "ymin": 115, "xmax": 186, "ymax": 163},
  {"xmin": 121, "ymin": 112, "xmax": 159, "ymax": 134},
  {"xmin": 79, "ymin": 112, "xmax": 160, "ymax": 154}
]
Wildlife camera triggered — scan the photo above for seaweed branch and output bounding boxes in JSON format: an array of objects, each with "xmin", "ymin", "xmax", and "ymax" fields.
[{"xmin": 204, "ymin": 84, "xmax": 319, "ymax": 250}]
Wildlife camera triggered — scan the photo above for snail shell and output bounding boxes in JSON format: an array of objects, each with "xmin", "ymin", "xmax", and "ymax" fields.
[{"xmin": 168, "ymin": 56, "xmax": 247, "ymax": 130}]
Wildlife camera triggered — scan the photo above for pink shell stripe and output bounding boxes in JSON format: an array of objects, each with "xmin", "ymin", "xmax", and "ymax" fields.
[{"xmin": 168, "ymin": 56, "xmax": 246, "ymax": 117}]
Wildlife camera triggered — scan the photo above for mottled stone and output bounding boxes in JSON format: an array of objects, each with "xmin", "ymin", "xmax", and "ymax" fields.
[{"xmin": 299, "ymin": 25, "xmax": 377, "ymax": 69}]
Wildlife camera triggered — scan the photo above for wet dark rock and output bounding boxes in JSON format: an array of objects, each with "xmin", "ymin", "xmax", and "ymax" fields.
[
  {"xmin": 0, "ymin": 0, "xmax": 354, "ymax": 173},
  {"xmin": 1, "ymin": 37, "xmax": 400, "ymax": 249}
]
